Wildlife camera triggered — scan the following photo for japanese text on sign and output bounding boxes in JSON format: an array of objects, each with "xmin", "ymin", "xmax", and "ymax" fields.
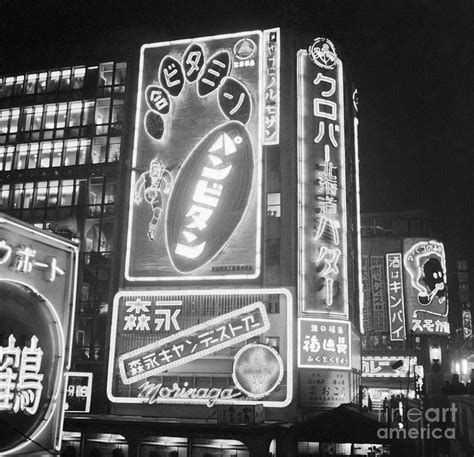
[
  {"xmin": 362, "ymin": 356, "xmax": 416, "ymax": 378},
  {"xmin": 298, "ymin": 318, "xmax": 351, "ymax": 369},
  {"xmin": 263, "ymin": 28, "xmax": 280, "ymax": 145},
  {"xmin": 297, "ymin": 44, "xmax": 348, "ymax": 317},
  {"xmin": 0, "ymin": 334, "xmax": 44, "ymax": 415},
  {"xmin": 386, "ymin": 253, "xmax": 406, "ymax": 341},
  {"xmin": 299, "ymin": 369, "xmax": 350, "ymax": 408},
  {"xmin": 0, "ymin": 239, "xmax": 65, "ymax": 282},
  {"xmin": 370, "ymin": 256, "xmax": 388, "ymax": 332},
  {"xmin": 119, "ymin": 302, "xmax": 269, "ymax": 384}
]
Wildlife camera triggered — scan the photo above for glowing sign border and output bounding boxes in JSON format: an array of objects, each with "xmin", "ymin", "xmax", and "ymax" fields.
[
  {"xmin": 296, "ymin": 49, "xmax": 349, "ymax": 318},
  {"xmin": 65, "ymin": 371, "xmax": 93, "ymax": 413},
  {"xmin": 107, "ymin": 288, "xmax": 293, "ymax": 408},
  {"xmin": 124, "ymin": 30, "xmax": 264, "ymax": 282},
  {"xmin": 386, "ymin": 253, "xmax": 407, "ymax": 341},
  {"xmin": 0, "ymin": 279, "xmax": 65, "ymax": 456},
  {"xmin": 362, "ymin": 356, "xmax": 417, "ymax": 378},
  {"xmin": 0, "ymin": 215, "xmax": 78, "ymax": 455},
  {"xmin": 297, "ymin": 317, "xmax": 351, "ymax": 370}
]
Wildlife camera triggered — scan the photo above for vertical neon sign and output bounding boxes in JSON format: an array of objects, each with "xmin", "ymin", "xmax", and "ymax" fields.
[{"xmin": 297, "ymin": 38, "xmax": 348, "ymax": 318}]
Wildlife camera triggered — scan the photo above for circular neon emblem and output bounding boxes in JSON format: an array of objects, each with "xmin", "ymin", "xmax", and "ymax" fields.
[
  {"xmin": 308, "ymin": 37, "xmax": 338, "ymax": 69},
  {"xmin": 232, "ymin": 343, "xmax": 284, "ymax": 399},
  {"xmin": 233, "ymin": 38, "xmax": 257, "ymax": 60}
]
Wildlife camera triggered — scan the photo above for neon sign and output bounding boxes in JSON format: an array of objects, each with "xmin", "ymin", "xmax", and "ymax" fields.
[
  {"xmin": 107, "ymin": 288, "xmax": 293, "ymax": 408},
  {"xmin": 403, "ymin": 239, "xmax": 449, "ymax": 334},
  {"xmin": 297, "ymin": 318, "xmax": 351, "ymax": 370},
  {"xmin": 119, "ymin": 302, "xmax": 270, "ymax": 384},
  {"xmin": 263, "ymin": 28, "xmax": 280, "ymax": 145},
  {"xmin": 362, "ymin": 356, "xmax": 416, "ymax": 378},
  {"xmin": 0, "ymin": 214, "xmax": 78, "ymax": 455},
  {"xmin": 297, "ymin": 39, "xmax": 348, "ymax": 317},
  {"xmin": 386, "ymin": 253, "xmax": 407, "ymax": 341},
  {"xmin": 232, "ymin": 343, "xmax": 284, "ymax": 400},
  {"xmin": 125, "ymin": 30, "xmax": 263, "ymax": 281}
]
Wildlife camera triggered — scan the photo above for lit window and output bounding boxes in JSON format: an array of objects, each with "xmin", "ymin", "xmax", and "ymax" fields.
[
  {"xmin": 108, "ymin": 137, "xmax": 121, "ymax": 162},
  {"xmin": 267, "ymin": 192, "xmax": 281, "ymax": 217},
  {"xmin": 78, "ymin": 139, "xmax": 90, "ymax": 165},
  {"xmin": 114, "ymin": 62, "xmax": 127, "ymax": 85},
  {"xmin": 56, "ymin": 103, "xmax": 67, "ymax": 128},
  {"xmin": 68, "ymin": 101, "xmax": 83, "ymax": 127},
  {"xmin": 0, "ymin": 185, "xmax": 9, "ymax": 209},
  {"xmin": 13, "ymin": 183, "xmax": 23, "ymax": 208},
  {"xmin": 14, "ymin": 75, "xmax": 24, "ymax": 96},
  {"xmin": 40, "ymin": 142, "xmax": 52, "ymax": 167},
  {"xmin": 72, "ymin": 67, "xmax": 86, "ymax": 89},
  {"xmin": 28, "ymin": 143, "xmax": 39, "ymax": 169},
  {"xmin": 64, "ymin": 139, "xmax": 78, "ymax": 166},
  {"xmin": 111, "ymin": 99, "xmax": 124, "ymax": 124},
  {"xmin": 99, "ymin": 63, "xmax": 114, "ymax": 86},
  {"xmin": 3, "ymin": 146, "xmax": 14, "ymax": 171},
  {"xmin": 51, "ymin": 141, "xmax": 63, "ymax": 167},
  {"xmin": 83, "ymin": 101, "xmax": 95, "ymax": 125},
  {"xmin": 48, "ymin": 180, "xmax": 59, "ymax": 207},
  {"xmin": 95, "ymin": 99, "xmax": 110, "ymax": 125},
  {"xmin": 0, "ymin": 110, "xmax": 9, "ymax": 133},
  {"xmin": 44, "ymin": 105, "xmax": 57, "ymax": 129},
  {"xmin": 23, "ymin": 183, "xmax": 34, "ymax": 208},
  {"xmin": 10, "ymin": 109, "xmax": 20, "ymax": 133},
  {"xmin": 37, "ymin": 72, "xmax": 47, "ymax": 93},
  {"xmin": 3, "ymin": 77, "xmax": 14, "ymax": 97},
  {"xmin": 16, "ymin": 144, "xmax": 28, "ymax": 169},
  {"xmin": 48, "ymin": 70, "xmax": 61, "ymax": 92},
  {"xmin": 60, "ymin": 69, "xmax": 71, "ymax": 91},
  {"xmin": 60, "ymin": 180, "xmax": 75, "ymax": 206},
  {"xmin": 26, "ymin": 73, "xmax": 38, "ymax": 94},
  {"xmin": 91, "ymin": 137, "xmax": 107, "ymax": 163},
  {"xmin": 32, "ymin": 105, "xmax": 44, "ymax": 130}
]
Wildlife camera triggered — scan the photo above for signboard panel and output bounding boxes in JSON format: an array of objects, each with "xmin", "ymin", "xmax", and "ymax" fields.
[
  {"xmin": 299, "ymin": 369, "xmax": 350, "ymax": 408},
  {"xmin": 125, "ymin": 31, "xmax": 263, "ymax": 282},
  {"xmin": 0, "ymin": 214, "xmax": 78, "ymax": 455},
  {"xmin": 370, "ymin": 256, "xmax": 388, "ymax": 332},
  {"xmin": 263, "ymin": 28, "xmax": 280, "ymax": 145},
  {"xmin": 65, "ymin": 372, "xmax": 93, "ymax": 413},
  {"xmin": 107, "ymin": 289, "xmax": 292, "ymax": 408},
  {"xmin": 297, "ymin": 38, "xmax": 349, "ymax": 318},
  {"xmin": 297, "ymin": 318, "xmax": 351, "ymax": 369},
  {"xmin": 386, "ymin": 253, "xmax": 407, "ymax": 341},
  {"xmin": 362, "ymin": 356, "xmax": 416, "ymax": 378},
  {"xmin": 403, "ymin": 239, "xmax": 450, "ymax": 335}
]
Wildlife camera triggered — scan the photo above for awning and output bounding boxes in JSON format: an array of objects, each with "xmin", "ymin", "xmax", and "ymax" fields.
[{"xmin": 293, "ymin": 403, "xmax": 388, "ymax": 444}]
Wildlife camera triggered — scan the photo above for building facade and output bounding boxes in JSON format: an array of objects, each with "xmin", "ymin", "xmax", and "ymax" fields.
[{"xmin": 0, "ymin": 28, "xmax": 363, "ymax": 457}]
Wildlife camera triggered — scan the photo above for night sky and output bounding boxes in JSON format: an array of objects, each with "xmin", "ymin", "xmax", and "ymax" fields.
[{"xmin": 1, "ymin": 0, "xmax": 473, "ymax": 248}]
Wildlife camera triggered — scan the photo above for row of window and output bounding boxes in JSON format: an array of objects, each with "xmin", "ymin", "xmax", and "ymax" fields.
[
  {"xmin": 0, "ymin": 177, "xmax": 116, "ymax": 212},
  {"xmin": 0, "ymin": 62, "xmax": 126, "ymax": 98},
  {"xmin": 0, "ymin": 136, "xmax": 120, "ymax": 170},
  {"xmin": 0, "ymin": 97, "xmax": 124, "ymax": 143}
]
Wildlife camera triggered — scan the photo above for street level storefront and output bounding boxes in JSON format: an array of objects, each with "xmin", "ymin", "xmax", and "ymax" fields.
[{"xmin": 63, "ymin": 416, "xmax": 284, "ymax": 457}]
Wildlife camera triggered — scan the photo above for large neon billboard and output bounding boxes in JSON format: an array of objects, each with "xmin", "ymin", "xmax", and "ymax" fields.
[
  {"xmin": 297, "ymin": 38, "xmax": 349, "ymax": 317},
  {"xmin": 125, "ymin": 31, "xmax": 263, "ymax": 281},
  {"xmin": 403, "ymin": 239, "xmax": 450, "ymax": 335},
  {"xmin": 107, "ymin": 289, "xmax": 292, "ymax": 408},
  {"xmin": 0, "ymin": 214, "xmax": 78, "ymax": 455}
]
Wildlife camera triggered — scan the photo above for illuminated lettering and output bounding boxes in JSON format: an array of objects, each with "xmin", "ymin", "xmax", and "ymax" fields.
[
  {"xmin": 0, "ymin": 240, "xmax": 13, "ymax": 265},
  {"xmin": 0, "ymin": 335, "xmax": 44, "ymax": 415}
]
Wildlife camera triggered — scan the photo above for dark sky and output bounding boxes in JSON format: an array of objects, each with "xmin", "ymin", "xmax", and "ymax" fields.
[{"xmin": 1, "ymin": 0, "xmax": 473, "ymax": 245}]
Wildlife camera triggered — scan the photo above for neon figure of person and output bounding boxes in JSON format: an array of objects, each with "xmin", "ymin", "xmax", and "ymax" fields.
[{"xmin": 134, "ymin": 159, "xmax": 173, "ymax": 242}]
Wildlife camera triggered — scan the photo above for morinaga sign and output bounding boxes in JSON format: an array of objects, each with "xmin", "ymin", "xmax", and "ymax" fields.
[{"xmin": 0, "ymin": 214, "xmax": 78, "ymax": 455}]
